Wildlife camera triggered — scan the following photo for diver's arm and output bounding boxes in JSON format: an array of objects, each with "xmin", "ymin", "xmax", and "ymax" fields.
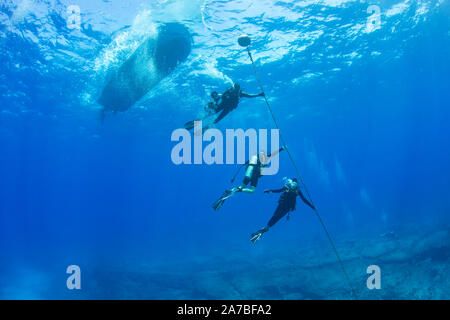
[
  {"xmin": 267, "ymin": 147, "xmax": 285, "ymax": 159},
  {"xmin": 260, "ymin": 147, "xmax": 285, "ymax": 168},
  {"xmin": 264, "ymin": 188, "xmax": 285, "ymax": 194},
  {"xmin": 241, "ymin": 92, "xmax": 265, "ymax": 98},
  {"xmin": 297, "ymin": 189, "xmax": 316, "ymax": 210}
]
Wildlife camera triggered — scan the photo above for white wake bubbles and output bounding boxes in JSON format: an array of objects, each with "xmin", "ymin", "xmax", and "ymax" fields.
[
  {"xmin": 10, "ymin": 0, "xmax": 58, "ymax": 24},
  {"xmin": 413, "ymin": 1, "xmax": 434, "ymax": 23},
  {"xmin": 282, "ymin": 0, "xmax": 353, "ymax": 9},
  {"xmin": 90, "ymin": 0, "xmax": 207, "ymax": 100},
  {"xmin": 149, "ymin": 0, "xmax": 204, "ymax": 23},
  {"xmin": 93, "ymin": 9, "xmax": 157, "ymax": 73},
  {"xmin": 189, "ymin": 58, "xmax": 233, "ymax": 84},
  {"xmin": 1, "ymin": 0, "xmax": 443, "ymax": 121},
  {"xmin": 288, "ymin": 0, "xmax": 321, "ymax": 9},
  {"xmin": 85, "ymin": 0, "xmax": 441, "ymax": 114},
  {"xmin": 385, "ymin": 0, "xmax": 435, "ymax": 20},
  {"xmin": 10, "ymin": 0, "xmax": 34, "ymax": 23},
  {"xmin": 199, "ymin": 0, "xmax": 324, "ymax": 64},
  {"xmin": 7, "ymin": 1, "xmax": 59, "ymax": 41},
  {"xmin": 348, "ymin": 23, "xmax": 366, "ymax": 37},
  {"xmin": 299, "ymin": 0, "xmax": 354, "ymax": 7},
  {"xmin": 386, "ymin": 1, "xmax": 410, "ymax": 17},
  {"xmin": 266, "ymin": 30, "xmax": 302, "ymax": 61}
]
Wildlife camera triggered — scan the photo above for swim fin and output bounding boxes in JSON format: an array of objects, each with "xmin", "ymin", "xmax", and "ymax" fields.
[
  {"xmin": 185, "ymin": 119, "xmax": 212, "ymax": 134},
  {"xmin": 184, "ymin": 120, "xmax": 198, "ymax": 131},
  {"xmin": 194, "ymin": 123, "xmax": 211, "ymax": 136},
  {"xmin": 250, "ymin": 227, "xmax": 269, "ymax": 243},
  {"xmin": 212, "ymin": 189, "xmax": 233, "ymax": 211}
]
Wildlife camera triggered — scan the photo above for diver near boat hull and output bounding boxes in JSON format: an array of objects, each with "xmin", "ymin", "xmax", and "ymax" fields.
[{"xmin": 184, "ymin": 82, "xmax": 264, "ymax": 131}]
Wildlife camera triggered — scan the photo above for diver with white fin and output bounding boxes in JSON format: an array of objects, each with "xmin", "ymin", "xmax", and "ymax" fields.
[
  {"xmin": 212, "ymin": 148, "xmax": 284, "ymax": 211},
  {"xmin": 250, "ymin": 177, "xmax": 315, "ymax": 243},
  {"xmin": 184, "ymin": 91, "xmax": 221, "ymax": 130},
  {"xmin": 184, "ymin": 82, "xmax": 264, "ymax": 131}
]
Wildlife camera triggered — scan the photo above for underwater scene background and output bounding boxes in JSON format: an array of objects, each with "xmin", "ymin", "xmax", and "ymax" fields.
[{"xmin": 0, "ymin": 0, "xmax": 449, "ymax": 299}]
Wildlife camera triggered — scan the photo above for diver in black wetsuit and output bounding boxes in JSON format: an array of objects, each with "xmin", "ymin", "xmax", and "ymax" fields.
[
  {"xmin": 250, "ymin": 178, "xmax": 316, "ymax": 243},
  {"xmin": 203, "ymin": 91, "xmax": 222, "ymax": 115},
  {"xmin": 184, "ymin": 83, "xmax": 264, "ymax": 130},
  {"xmin": 212, "ymin": 82, "xmax": 264, "ymax": 124}
]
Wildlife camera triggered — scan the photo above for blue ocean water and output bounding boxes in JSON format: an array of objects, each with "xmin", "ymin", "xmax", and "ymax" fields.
[{"xmin": 0, "ymin": 0, "xmax": 449, "ymax": 299}]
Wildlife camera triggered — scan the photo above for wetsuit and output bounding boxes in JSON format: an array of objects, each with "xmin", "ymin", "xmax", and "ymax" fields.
[
  {"xmin": 185, "ymin": 87, "xmax": 263, "ymax": 131},
  {"xmin": 214, "ymin": 88, "xmax": 263, "ymax": 123},
  {"xmin": 266, "ymin": 187, "xmax": 315, "ymax": 227},
  {"xmin": 206, "ymin": 93, "xmax": 222, "ymax": 114}
]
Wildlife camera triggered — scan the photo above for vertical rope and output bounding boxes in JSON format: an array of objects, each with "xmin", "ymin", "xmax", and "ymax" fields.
[{"xmin": 246, "ymin": 48, "xmax": 358, "ymax": 300}]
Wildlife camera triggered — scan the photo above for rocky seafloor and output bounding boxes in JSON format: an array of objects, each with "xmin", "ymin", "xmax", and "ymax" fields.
[{"xmin": 2, "ymin": 224, "xmax": 449, "ymax": 300}]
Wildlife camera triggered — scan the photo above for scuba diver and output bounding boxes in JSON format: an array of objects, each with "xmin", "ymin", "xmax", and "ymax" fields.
[
  {"xmin": 184, "ymin": 91, "xmax": 220, "ymax": 130},
  {"xmin": 184, "ymin": 82, "xmax": 265, "ymax": 131},
  {"xmin": 250, "ymin": 177, "xmax": 316, "ymax": 243},
  {"xmin": 204, "ymin": 91, "xmax": 222, "ymax": 115},
  {"xmin": 212, "ymin": 147, "xmax": 284, "ymax": 211}
]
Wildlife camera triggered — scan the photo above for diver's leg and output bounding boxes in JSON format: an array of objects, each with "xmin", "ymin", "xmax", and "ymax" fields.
[
  {"xmin": 214, "ymin": 108, "xmax": 232, "ymax": 124},
  {"xmin": 240, "ymin": 173, "xmax": 258, "ymax": 193},
  {"xmin": 267, "ymin": 205, "xmax": 289, "ymax": 228},
  {"xmin": 240, "ymin": 186, "xmax": 256, "ymax": 193},
  {"xmin": 237, "ymin": 166, "xmax": 256, "ymax": 193},
  {"xmin": 250, "ymin": 225, "xmax": 269, "ymax": 243},
  {"xmin": 235, "ymin": 176, "xmax": 251, "ymax": 193},
  {"xmin": 251, "ymin": 205, "xmax": 288, "ymax": 243}
]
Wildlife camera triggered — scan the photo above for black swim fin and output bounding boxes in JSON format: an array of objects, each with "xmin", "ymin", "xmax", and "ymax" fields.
[
  {"xmin": 250, "ymin": 227, "xmax": 269, "ymax": 243},
  {"xmin": 184, "ymin": 120, "xmax": 198, "ymax": 131},
  {"xmin": 194, "ymin": 123, "xmax": 211, "ymax": 136},
  {"xmin": 185, "ymin": 120, "xmax": 211, "ymax": 134},
  {"xmin": 212, "ymin": 190, "xmax": 232, "ymax": 211}
]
